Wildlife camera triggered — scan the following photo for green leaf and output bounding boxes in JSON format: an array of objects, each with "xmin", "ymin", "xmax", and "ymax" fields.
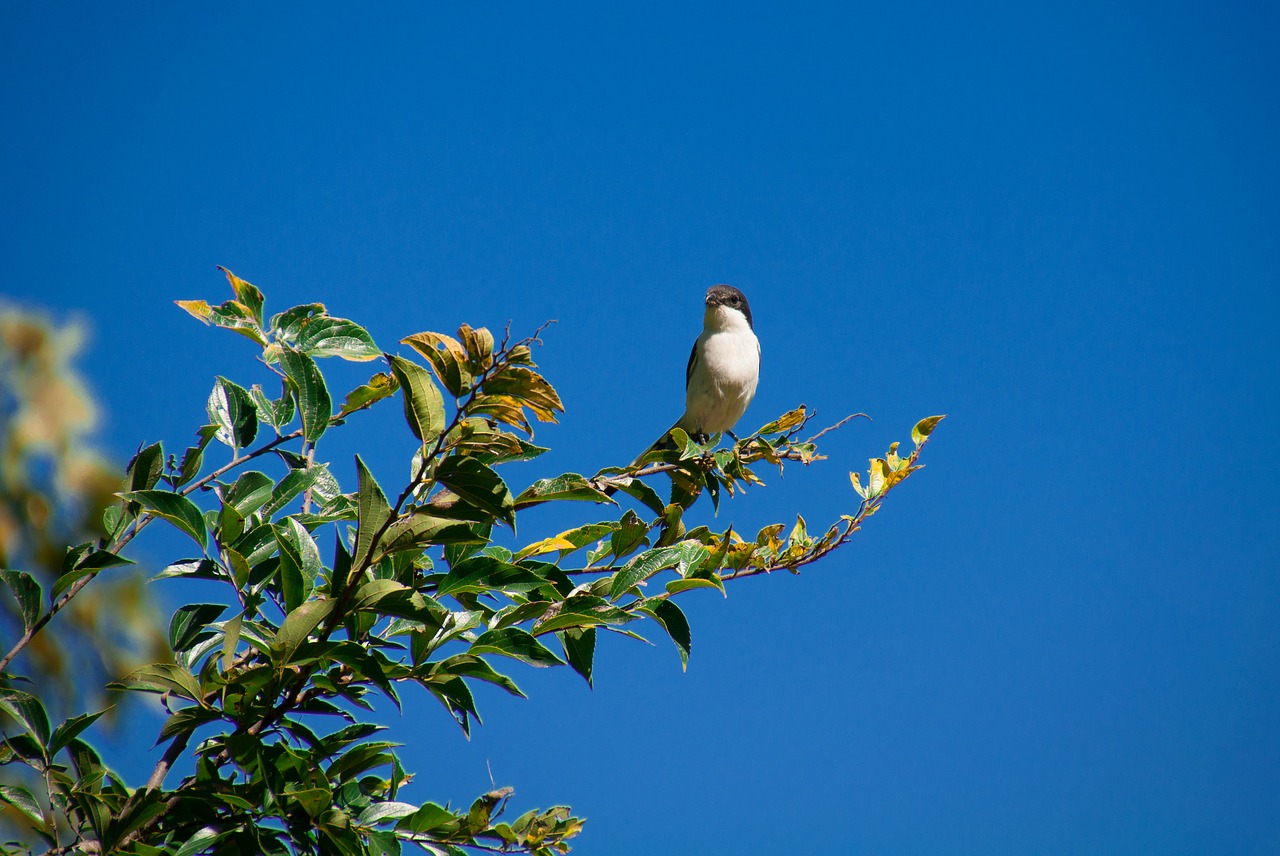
[
  {"xmin": 514, "ymin": 473, "xmax": 614, "ymax": 509},
  {"xmin": 271, "ymin": 302, "xmax": 325, "ymax": 338},
  {"xmin": 260, "ymin": 463, "xmax": 328, "ymax": 517},
  {"xmin": 296, "ymin": 315, "xmax": 380, "ymax": 361},
  {"xmin": 434, "ymin": 456, "xmax": 515, "ymax": 527},
  {"xmin": 355, "ymin": 456, "xmax": 392, "ymax": 569},
  {"xmin": 469, "ymin": 628, "xmax": 564, "ymax": 667},
  {"xmin": 644, "ymin": 599, "xmax": 692, "ymax": 669},
  {"xmin": 0, "ymin": 570, "xmax": 41, "ymax": 632},
  {"xmin": 402, "ymin": 331, "xmax": 473, "ymax": 396},
  {"xmin": 111, "ymin": 663, "xmax": 203, "ymax": 702},
  {"xmin": 425, "ymin": 676, "xmax": 478, "ymax": 735},
  {"xmin": 50, "ymin": 548, "xmax": 134, "ymax": 600},
  {"xmin": 436, "ymin": 556, "xmax": 545, "ymax": 596},
  {"xmin": 218, "ymin": 266, "xmax": 265, "ymax": 326},
  {"xmin": 339, "ymin": 372, "xmax": 397, "ymax": 416},
  {"xmin": 0, "ymin": 784, "xmax": 44, "ymax": 827},
  {"xmin": 48, "ymin": 708, "xmax": 108, "ymax": 757},
  {"xmin": 172, "ymin": 826, "xmax": 228, "ymax": 856},
  {"xmin": 276, "ymin": 518, "xmax": 322, "ymax": 609},
  {"xmin": 226, "ymin": 470, "xmax": 275, "ymax": 514},
  {"xmin": 286, "ymin": 785, "xmax": 333, "ymax": 818},
  {"xmin": 377, "ymin": 513, "xmax": 485, "ymax": 557},
  {"xmin": 358, "ymin": 801, "xmax": 420, "ymax": 826},
  {"xmin": 612, "ymin": 476, "xmax": 666, "ymax": 516},
  {"xmin": 177, "ymin": 292, "xmax": 267, "ymax": 346},
  {"xmin": 386, "ymin": 354, "xmax": 446, "ymax": 444},
  {"xmin": 126, "ymin": 442, "xmax": 164, "ymax": 492},
  {"xmin": 533, "ymin": 597, "xmax": 632, "ymax": 635},
  {"xmin": 428, "ymin": 654, "xmax": 525, "ymax": 697},
  {"xmin": 609, "ymin": 546, "xmax": 686, "ymax": 600},
  {"xmin": 158, "ymin": 706, "xmax": 222, "ymax": 742},
  {"xmin": 399, "ymin": 802, "xmax": 456, "ymax": 835},
  {"xmin": 559, "ymin": 626, "xmax": 595, "ymax": 688},
  {"xmin": 250, "ymin": 380, "xmax": 296, "ymax": 431},
  {"xmin": 152, "ymin": 558, "xmax": 222, "ymax": 582},
  {"xmin": 279, "ymin": 346, "xmax": 333, "ymax": 443},
  {"xmin": 169, "ymin": 603, "xmax": 228, "ymax": 653},
  {"xmin": 118, "ymin": 489, "xmax": 207, "ymax": 549},
  {"xmin": 912, "ymin": 414, "xmax": 946, "ymax": 447},
  {"xmin": 664, "ymin": 576, "xmax": 724, "ymax": 595},
  {"xmin": 351, "ymin": 578, "xmax": 410, "ymax": 612},
  {"xmin": 0, "ymin": 689, "xmax": 50, "ymax": 749},
  {"xmin": 172, "ymin": 425, "xmax": 217, "ymax": 488},
  {"xmin": 207, "ymin": 376, "xmax": 258, "ymax": 450},
  {"xmin": 273, "ymin": 599, "xmax": 336, "ymax": 665},
  {"xmin": 610, "ymin": 509, "xmax": 649, "ymax": 560}
]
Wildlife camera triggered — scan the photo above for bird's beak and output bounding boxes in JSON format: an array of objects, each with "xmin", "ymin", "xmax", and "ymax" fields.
[{"xmin": 704, "ymin": 294, "xmax": 718, "ymax": 307}]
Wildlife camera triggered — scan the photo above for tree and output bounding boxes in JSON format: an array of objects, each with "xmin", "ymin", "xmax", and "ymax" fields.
[{"xmin": 0, "ymin": 269, "xmax": 943, "ymax": 855}]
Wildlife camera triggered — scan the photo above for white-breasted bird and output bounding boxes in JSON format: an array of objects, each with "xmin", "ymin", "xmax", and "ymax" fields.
[{"xmin": 662, "ymin": 284, "xmax": 760, "ymax": 446}]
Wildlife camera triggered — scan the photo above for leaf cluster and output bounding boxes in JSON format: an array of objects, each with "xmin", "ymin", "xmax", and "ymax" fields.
[{"xmin": 0, "ymin": 270, "xmax": 943, "ymax": 855}]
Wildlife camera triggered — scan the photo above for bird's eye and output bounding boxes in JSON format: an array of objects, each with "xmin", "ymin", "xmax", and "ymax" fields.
[{"xmin": 729, "ymin": 295, "xmax": 739, "ymax": 304}]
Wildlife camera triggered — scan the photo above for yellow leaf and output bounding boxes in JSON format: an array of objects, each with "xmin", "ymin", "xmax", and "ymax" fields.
[
  {"xmin": 175, "ymin": 300, "xmax": 212, "ymax": 322},
  {"xmin": 513, "ymin": 535, "xmax": 578, "ymax": 561},
  {"xmin": 912, "ymin": 414, "xmax": 947, "ymax": 447},
  {"xmin": 868, "ymin": 458, "xmax": 887, "ymax": 497}
]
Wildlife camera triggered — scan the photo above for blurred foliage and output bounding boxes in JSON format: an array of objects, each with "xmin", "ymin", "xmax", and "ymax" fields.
[
  {"xmin": 0, "ymin": 309, "xmax": 165, "ymax": 714},
  {"xmin": 0, "ymin": 270, "xmax": 942, "ymax": 855}
]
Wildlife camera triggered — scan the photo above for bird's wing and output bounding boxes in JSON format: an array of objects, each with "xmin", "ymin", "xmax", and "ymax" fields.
[{"xmin": 685, "ymin": 340, "xmax": 698, "ymax": 390}]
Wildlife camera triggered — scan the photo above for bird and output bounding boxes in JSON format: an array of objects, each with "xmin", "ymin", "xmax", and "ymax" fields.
[{"xmin": 654, "ymin": 284, "xmax": 761, "ymax": 451}]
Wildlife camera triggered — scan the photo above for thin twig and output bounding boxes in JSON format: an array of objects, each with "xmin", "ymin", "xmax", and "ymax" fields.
[{"xmin": 807, "ymin": 412, "xmax": 870, "ymax": 442}]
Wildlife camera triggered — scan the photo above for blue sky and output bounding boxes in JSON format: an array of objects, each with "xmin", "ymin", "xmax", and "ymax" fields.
[{"xmin": 3, "ymin": 3, "xmax": 1278, "ymax": 853}]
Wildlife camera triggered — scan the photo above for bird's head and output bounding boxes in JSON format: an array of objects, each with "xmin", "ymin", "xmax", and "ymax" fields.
[{"xmin": 704, "ymin": 284, "xmax": 753, "ymax": 331}]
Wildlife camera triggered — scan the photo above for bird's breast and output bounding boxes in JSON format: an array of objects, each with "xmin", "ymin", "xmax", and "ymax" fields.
[{"xmin": 684, "ymin": 328, "xmax": 760, "ymax": 434}]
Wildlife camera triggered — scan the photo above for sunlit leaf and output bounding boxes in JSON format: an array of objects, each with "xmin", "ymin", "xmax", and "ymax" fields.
[
  {"xmin": 273, "ymin": 599, "xmax": 336, "ymax": 665},
  {"xmin": 436, "ymin": 556, "xmax": 545, "ymax": 596},
  {"xmin": 0, "ymin": 784, "xmax": 44, "ymax": 827},
  {"xmin": 609, "ymin": 545, "xmax": 685, "ymax": 600},
  {"xmin": 402, "ymin": 331, "xmax": 472, "ymax": 396},
  {"xmin": 225, "ymin": 470, "xmax": 274, "ymax": 514},
  {"xmin": 279, "ymin": 346, "xmax": 332, "ymax": 443},
  {"xmin": 377, "ymin": 512, "xmax": 485, "ymax": 557},
  {"xmin": 457, "ymin": 323, "xmax": 494, "ymax": 371},
  {"xmin": 112, "ymin": 663, "xmax": 203, "ymax": 702},
  {"xmin": 428, "ymin": 654, "xmax": 525, "ymax": 697},
  {"xmin": 386, "ymin": 354, "xmax": 446, "ymax": 444},
  {"xmin": 484, "ymin": 366, "xmax": 564, "ymax": 422},
  {"xmin": 119, "ymin": 489, "xmax": 207, "ymax": 549},
  {"xmin": 470, "ymin": 628, "xmax": 564, "ymax": 667},
  {"xmin": 514, "ymin": 473, "xmax": 614, "ymax": 509},
  {"xmin": 339, "ymin": 371, "xmax": 397, "ymax": 416},
  {"xmin": 911, "ymin": 414, "xmax": 946, "ymax": 447},
  {"xmin": 218, "ymin": 266, "xmax": 265, "ymax": 327},
  {"xmin": 207, "ymin": 376, "xmax": 258, "ymax": 450},
  {"xmin": 296, "ymin": 315, "xmax": 380, "ymax": 361}
]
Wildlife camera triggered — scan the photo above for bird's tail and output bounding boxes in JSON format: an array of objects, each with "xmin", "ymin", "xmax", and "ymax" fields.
[{"xmin": 631, "ymin": 420, "xmax": 681, "ymax": 467}]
